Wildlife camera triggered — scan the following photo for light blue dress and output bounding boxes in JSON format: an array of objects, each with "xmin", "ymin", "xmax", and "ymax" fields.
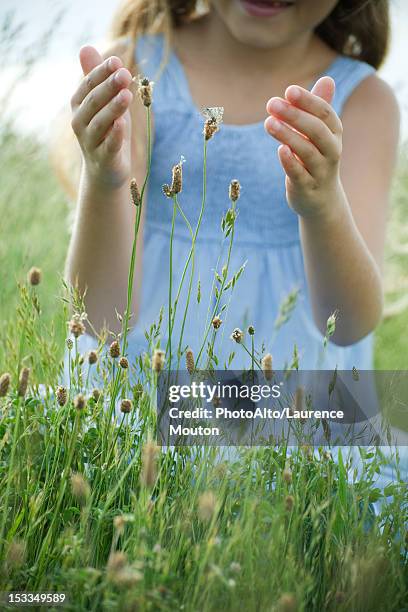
[{"xmin": 68, "ymin": 33, "xmax": 379, "ymax": 370}]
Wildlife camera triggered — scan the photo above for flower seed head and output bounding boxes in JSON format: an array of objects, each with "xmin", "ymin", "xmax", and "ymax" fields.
[
  {"xmin": 285, "ymin": 494, "xmax": 295, "ymax": 512},
  {"xmin": 66, "ymin": 338, "xmax": 74, "ymax": 350},
  {"xmin": 283, "ymin": 467, "xmax": 292, "ymax": 484},
  {"xmin": 17, "ymin": 367, "xmax": 30, "ymax": 398},
  {"xmin": 261, "ymin": 353, "xmax": 273, "ymax": 381},
  {"xmin": 136, "ymin": 75, "xmax": 154, "ymax": 107},
  {"xmin": 70, "ymin": 472, "xmax": 90, "ymax": 504},
  {"xmin": 107, "ymin": 550, "xmax": 127, "ymax": 576},
  {"xmin": 277, "ymin": 593, "xmax": 297, "ymax": 612},
  {"xmin": 171, "ymin": 161, "xmax": 183, "ymax": 195},
  {"xmin": 56, "ymin": 385, "xmax": 68, "ymax": 407},
  {"xmin": 247, "ymin": 325, "xmax": 255, "ymax": 336},
  {"xmin": 202, "ymin": 107, "xmax": 224, "ymax": 141},
  {"xmin": 230, "ymin": 328, "xmax": 244, "ymax": 344},
  {"xmin": 120, "ymin": 398, "xmax": 132, "ymax": 414},
  {"xmin": 197, "ymin": 491, "xmax": 217, "ymax": 522},
  {"xmin": 229, "ymin": 179, "xmax": 241, "ymax": 202},
  {"xmin": 5, "ymin": 539, "xmax": 26, "ymax": 570},
  {"xmin": 74, "ymin": 393, "xmax": 86, "ymax": 410},
  {"xmin": 119, "ymin": 356, "xmax": 129, "ymax": 369},
  {"xmin": 69, "ymin": 315, "xmax": 86, "ymax": 338},
  {"xmin": 185, "ymin": 347, "xmax": 195, "ymax": 375},
  {"xmin": 92, "ymin": 388, "xmax": 101, "ymax": 402},
  {"xmin": 28, "ymin": 266, "xmax": 41, "ymax": 286},
  {"xmin": 88, "ymin": 350, "xmax": 98, "ymax": 365},
  {"xmin": 109, "ymin": 340, "xmax": 120, "ymax": 359},
  {"xmin": 0, "ymin": 372, "xmax": 11, "ymax": 397},
  {"xmin": 212, "ymin": 316, "xmax": 222, "ymax": 330},
  {"xmin": 152, "ymin": 349, "xmax": 165, "ymax": 373},
  {"xmin": 130, "ymin": 178, "xmax": 141, "ymax": 206},
  {"xmin": 140, "ymin": 440, "xmax": 159, "ymax": 488}
]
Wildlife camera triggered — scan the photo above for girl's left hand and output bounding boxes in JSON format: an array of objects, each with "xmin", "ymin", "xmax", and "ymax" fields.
[{"xmin": 265, "ymin": 77, "xmax": 343, "ymax": 221}]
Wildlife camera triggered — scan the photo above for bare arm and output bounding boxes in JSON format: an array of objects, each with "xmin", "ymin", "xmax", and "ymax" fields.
[
  {"xmin": 65, "ymin": 41, "xmax": 149, "ymax": 336},
  {"xmin": 266, "ymin": 75, "xmax": 400, "ymax": 345}
]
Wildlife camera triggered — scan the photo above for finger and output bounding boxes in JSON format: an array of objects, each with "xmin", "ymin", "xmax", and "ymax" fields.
[
  {"xmin": 71, "ymin": 55, "xmax": 123, "ymax": 109},
  {"xmin": 311, "ymin": 76, "xmax": 335, "ymax": 104},
  {"xmin": 266, "ymin": 98, "xmax": 340, "ymax": 160},
  {"xmin": 79, "ymin": 67, "xmax": 132, "ymax": 126},
  {"xmin": 86, "ymin": 88, "xmax": 133, "ymax": 148},
  {"xmin": 285, "ymin": 80, "xmax": 341, "ymax": 135},
  {"xmin": 278, "ymin": 144, "xmax": 310, "ymax": 184},
  {"xmin": 265, "ymin": 116, "xmax": 322, "ymax": 175},
  {"xmin": 79, "ymin": 45, "xmax": 103, "ymax": 75},
  {"xmin": 103, "ymin": 116, "xmax": 126, "ymax": 155}
]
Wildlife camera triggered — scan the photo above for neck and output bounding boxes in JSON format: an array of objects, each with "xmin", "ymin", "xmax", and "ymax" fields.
[{"xmin": 190, "ymin": 11, "xmax": 321, "ymax": 78}]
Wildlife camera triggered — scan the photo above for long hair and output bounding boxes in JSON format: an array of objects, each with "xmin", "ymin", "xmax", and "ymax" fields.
[{"xmin": 111, "ymin": 0, "xmax": 390, "ymax": 70}]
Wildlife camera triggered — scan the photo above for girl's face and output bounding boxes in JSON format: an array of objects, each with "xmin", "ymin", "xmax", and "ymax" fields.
[{"xmin": 210, "ymin": 0, "xmax": 339, "ymax": 48}]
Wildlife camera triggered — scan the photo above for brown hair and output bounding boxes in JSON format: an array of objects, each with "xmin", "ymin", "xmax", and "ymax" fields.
[{"xmin": 111, "ymin": 0, "xmax": 390, "ymax": 71}]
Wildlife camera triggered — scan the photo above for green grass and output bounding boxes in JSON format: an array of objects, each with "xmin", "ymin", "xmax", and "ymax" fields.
[{"xmin": 0, "ymin": 125, "xmax": 407, "ymax": 612}]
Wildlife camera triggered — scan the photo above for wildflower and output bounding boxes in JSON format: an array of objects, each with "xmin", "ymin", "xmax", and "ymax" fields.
[
  {"xmin": 111, "ymin": 566, "xmax": 143, "ymax": 588},
  {"xmin": 69, "ymin": 314, "xmax": 86, "ymax": 338},
  {"xmin": 229, "ymin": 179, "xmax": 241, "ymax": 202},
  {"xmin": 113, "ymin": 514, "xmax": 135, "ymax": 535},
  {"xmin": 120, "ymin": 399, "xmax": 132, "ymax": 414},
  {"xmin": 277, "ymin": 593, "xmax": 297, "ymax": 612},
  {"xmin": 185, "ymin": 347, "xmax": 195, "ymax": 375},
  {"xmin": 119, "ymin": 356, "xmax": 129, "ymax": 369},
  {"xmin": 70, "ymin": 472, "xmax": 90, "ymax": 504},
  {"xmin": 56, "ymin": 386, "xmax": 68, "ymax": 407},
  {"xmin": 130, "ymin": 178, "xmax": 141, "ymax": 206},
  {"xmin": 197, "ymin": 491, "xmax": 217, "ymax": 522},
  {"xmin": 230, "ymin": 562, "xmax": 241, "ymax": 574},
  {"xmin": 162, "ymin": 156, "xmax": 185, "ymax": 198},
  {"xmin": 88, "ymin": 350, "xmax": 98, "ymax": 365},
  {"xmin": 107, "ymin": 551, "xmax": 127, "ymax": 576},
  {"xmin": 152, "ymin": 349, "xmax": 165, "ymax": 373},
  {"xmin": 74, "ymin": 393, "xmax": 86, "ymax": 410},
  {"xmin": 202, "ymin": 107, "xmax": 224, "ymax": 140},
  {"xmin": 5, "ymin": 539, "xmax": 26, "ymax": 570},
  {"xmin": 282, "ymin": 466, "xmax": 292, "ymax": 484},
  {"xmin": 17, "ymin": 367, "xmax": 30, "ymax": 398},
  {"xmin": 212, "ymin": 316, "xmax": 222, "ymax": 330},
  {"xmin": 92, "ymin": 388, "xmax": 101, "ymax": 402},
  {"xmin": 212, "ymin": 395, "xmax": 221, "ymax": 408},
  {"xmin": 352, "ymin": 366, "xmax": 359, "ymax": 381},
  {"xmin": 227, "ymin": 578, "xmax": 236, "ymax": 588},
  {"xmin": 135, "ymin": 75, "xmax": 154, "ymax": 107},
  {"xmin": 66, "ymin": 338, "xmax": 74, "ymax": 350},
  {"xmin": 0, "ymin": 372, "xmax": 11, "ymax": 397},
  {"xmin": 109, "ymin": 340, "xmax": 120, "ymax": 359},
  {"xmin": 285, "ymin": 495, "xmax": 294, "ymax": 512},
  {"xmin": 261, "ymin": 353, "xmax": 273, "ymax": 381},
  {"xmin": 247, "ymin": 325, "xmax": 255, "ymax": 336},
  {"xmin": 230, "ymin": 328, "xmax": 244, "ymax": 344},
  {"xmin": 27, "ymin": 266, "xmax": 41, "ymax": 286},
  {"xmin": 140, "ymin": 440, "xmax": 159, "ymax": 488}
]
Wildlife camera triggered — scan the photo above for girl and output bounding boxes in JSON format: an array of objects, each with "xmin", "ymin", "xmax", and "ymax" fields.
[{"xmin": 63, "ymin": 0, "xmax": 399, "ymax": 373}]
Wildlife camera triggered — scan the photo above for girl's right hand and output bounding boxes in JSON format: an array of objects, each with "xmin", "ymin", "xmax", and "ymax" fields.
[{"xmin": 70, "ymin": 45, "xmax": 134, "ymax": 190}]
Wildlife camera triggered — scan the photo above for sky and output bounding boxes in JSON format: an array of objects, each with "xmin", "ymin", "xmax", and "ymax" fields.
[{"xmin": 2, "ymin": 0, "xmax": 408, "ymax": 140}]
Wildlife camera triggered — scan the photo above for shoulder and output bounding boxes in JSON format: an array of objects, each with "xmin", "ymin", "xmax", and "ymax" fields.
[{"xmin": 342, "ymin": 71, "xmax": 400, "ymax": 134}]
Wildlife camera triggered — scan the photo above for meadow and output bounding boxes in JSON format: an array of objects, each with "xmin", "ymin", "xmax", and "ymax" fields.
[{"xmin": 0, "ymin": 65, "xmax": 408, "ymax": 611}]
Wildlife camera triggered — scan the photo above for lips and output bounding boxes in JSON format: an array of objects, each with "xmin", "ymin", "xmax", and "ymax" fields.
[{"xmin": 240, "ymin": 0, "xmax": 295, "ymax": 18}]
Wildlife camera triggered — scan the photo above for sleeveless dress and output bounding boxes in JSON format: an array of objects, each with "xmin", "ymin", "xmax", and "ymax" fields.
[{"xmin": 68, "ymin": 33, "xmax": 377, "ymax": 373}]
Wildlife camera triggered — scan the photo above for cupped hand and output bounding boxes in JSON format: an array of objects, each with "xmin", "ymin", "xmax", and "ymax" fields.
[
  {"xmin": 265, "ymin": 76, "xmax": 344, "ymax": 220},
  {"xmin": 70, "ymin": 45, "xmax": 134, "ymax": 189}
]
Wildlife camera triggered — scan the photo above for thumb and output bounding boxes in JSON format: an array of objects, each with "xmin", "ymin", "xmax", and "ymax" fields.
[
  {"xmin": 79, "ymin": 45, "xmax": 103, "ymax": 76},
  {"xmin": 311, "ymin": 76, "xmax": 335, "ymax": 105}
]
